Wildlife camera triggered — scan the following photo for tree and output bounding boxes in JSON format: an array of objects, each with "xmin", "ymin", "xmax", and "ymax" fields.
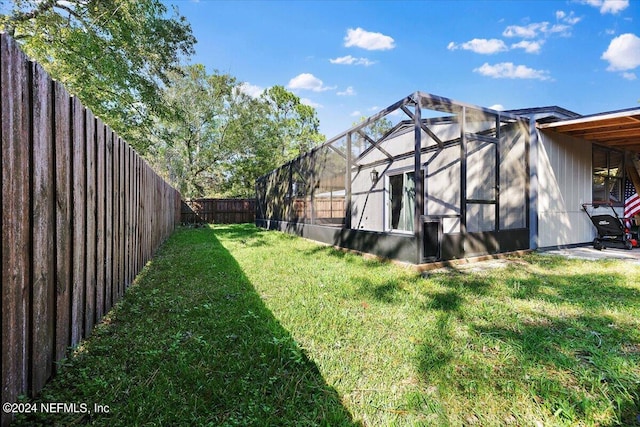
[
  {"xmin": 351, "ymin": 115, "xmax": 394, "ymax": 156},
  {"xmin": 0, "ymin": 0, "xmax": 195, "ymax": 153},
  {"xmin": 261, "ymin": 85, "xmax": 325, "ymax": 161},
  {"xmin": 147, "ymin": 69, "xmax": 325, "ymax": 198},
  {"xmin": 148, "ymin": 64, "xmax": 238, "ymax": 198},
  {"xmin": 220, "ymin": 86, "xmax": 325, "ymax": 197}
]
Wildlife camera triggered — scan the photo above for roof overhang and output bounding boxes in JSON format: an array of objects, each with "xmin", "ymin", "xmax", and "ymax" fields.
[{"xmin": 537, "ymin": 108, "xmax": 640, "ymax": 152}]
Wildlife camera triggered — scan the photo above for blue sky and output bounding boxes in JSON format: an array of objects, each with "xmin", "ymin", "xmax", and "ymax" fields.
[{"xmin": 163, "ymin": 0, "xmax": 639, "ymax": 139}]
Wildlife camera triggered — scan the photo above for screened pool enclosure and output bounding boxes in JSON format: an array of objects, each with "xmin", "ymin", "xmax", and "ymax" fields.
[{"xmin": 256, "ymin": 92, "xmax": 530, "ymax": 264}]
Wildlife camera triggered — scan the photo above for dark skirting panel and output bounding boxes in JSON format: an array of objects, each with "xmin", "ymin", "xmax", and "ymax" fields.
[
  {"xmin": 258, "ymin": 220, "xmax": 530, "ymax": 265},
  {"xmin": 256, "ymin": 220, "xmax": 419, "ymax": 264}
]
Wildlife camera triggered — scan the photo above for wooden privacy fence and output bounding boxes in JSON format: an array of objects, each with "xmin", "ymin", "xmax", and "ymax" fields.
[
  {"xmin": 182, "ymin": 198, "xmax": 255, "ymax": 224},
  {"xmin": 1, "ymin": 33, "xmax": 181, "ymax": 425}
]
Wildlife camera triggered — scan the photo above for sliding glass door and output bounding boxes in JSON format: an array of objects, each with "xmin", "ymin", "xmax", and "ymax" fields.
[{"xmin": 388, "ymin": 171, "xmax": 415, "ymax": 232}]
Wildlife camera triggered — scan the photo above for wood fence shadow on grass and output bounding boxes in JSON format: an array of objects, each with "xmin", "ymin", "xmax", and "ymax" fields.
[
  {"xmin": 14, "ymin": 226, "xmax": 360, "ymax": 426},
  {"xmin": 191, "ymin": 227, "xmax": 359, "ymax": 426}
]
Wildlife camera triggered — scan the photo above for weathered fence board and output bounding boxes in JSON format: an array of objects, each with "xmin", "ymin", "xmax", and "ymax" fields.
[
  {"xmin": 54, "ymin": 81, "xmax": 72, "ymax": 366},
  {"xmin": 85, "ymin": 109, "xmax": 96, "ymax": 336},
  {"xmin": 113, "ymin": 136, "xmax": 121, "ymax": 301},
  {"xmin": 1, "ymin": 33, "xmax": 30, "ymax": 416},
  {"xmin": 182, "ymin": 198, "xmax": 256, "ymax": 224},
  {"xmin": 0, "ymin": 34, "xmax": 182, "ymax": 426},
  {"xmin": 31, "ymin": 60, "xmax": 55, "ymax": 394},
  {"xmin": 95, "ymin": 118, "xmax": 105, "ymax": 320},
  {"xmin": 104, "ymin": 127, "xmax": 113, "ymax": 313},
  {"xmin": 71, "ymin": 96, "xmax": 86, "ymax": 347},
  {"xmin": 118, "ymin": 136, "xmax": 125, "ymax": 296}
]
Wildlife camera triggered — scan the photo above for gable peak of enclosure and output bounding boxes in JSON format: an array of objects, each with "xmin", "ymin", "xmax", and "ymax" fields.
[{"xmin": 256, "ymin": 91, "xmax": 640, "ymax": 265}]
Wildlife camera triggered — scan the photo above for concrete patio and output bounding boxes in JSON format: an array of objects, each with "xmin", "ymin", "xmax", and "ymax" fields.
[{"xmin": 542, "ymin": 245, "xmax": 640, "ymax": 264}]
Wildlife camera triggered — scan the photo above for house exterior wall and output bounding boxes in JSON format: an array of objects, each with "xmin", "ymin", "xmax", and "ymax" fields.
[
  {"xmin": 351, "ymin": 131, "xmax": 417, "ymax": 232},
  {"xmin": 349, "ymin": 117, "xmax": 528, "ymax": 243},
  {"xmin": 256, "ymin": 92, "xmax": 532, "ymax": 264},
  {"xmin": 425, "ymin": 144, "xmax": 461, "ymax": 233},
  {"xmin": 351, "ymin": 130, "xmax": 460, "ymax": 233},
  {"xmin": 537, "ymin": 130, "xmax": 594, "ymax": 248},
  {"xmin": 351, "ymin": 165, "xmax": 387, "ymax": 231}
]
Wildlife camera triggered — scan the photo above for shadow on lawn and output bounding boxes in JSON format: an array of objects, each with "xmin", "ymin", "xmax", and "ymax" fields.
[
  {"xmin": 414, "ymin": 266, "xmax": 640, "ymax": 425},
  {"xmin": 171, "ymin": 226, "xmax": 359, "ymax": 426},
  {"xmin": 16, "ymin": 226, "xmax": 358, "ymax": 427}
]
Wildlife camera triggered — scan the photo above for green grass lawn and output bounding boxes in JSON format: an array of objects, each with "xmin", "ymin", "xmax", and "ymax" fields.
[{"xmin": 15, "ymin": 224, "xmax": 640, "ymax": 426}]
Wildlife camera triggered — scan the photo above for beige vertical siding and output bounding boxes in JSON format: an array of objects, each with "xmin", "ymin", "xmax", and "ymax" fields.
[{"xmin": 538, "ymin": 130, "xmax": 594, "ymax": 247}]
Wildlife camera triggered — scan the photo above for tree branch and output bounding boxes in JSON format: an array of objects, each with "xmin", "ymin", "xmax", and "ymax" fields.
[
  {"xmin": 52, "ymin": 2, "xmax": 87, "ymax": 25},
  {"xmin": 9, "ymin": 0, "xmax": 58, "ymax": 23}
]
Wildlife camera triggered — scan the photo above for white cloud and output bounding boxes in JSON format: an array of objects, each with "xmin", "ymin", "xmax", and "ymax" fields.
[
  {"xmin": 329, "ymin": 55, "xmax": 376, "ymax": 66},
  {"xmin": 474, "ymin": 62, "xmax": 551, "ymax": 80},
  {"xmin": 511, "ymin": 40, "xmax": 543, "ymax": 53},
  {"xmin": 549, "ymin": 24, "xmax": 572, "ymax": 36},
  {"xmin": 582, "ymin": 0, "xmax": 629, "ymax": 14},
  {"xmin": 564, "ymin": 14, "xmax": 582, "ymax": 25},
  {"xmin": 622, "ymin": 72, "xmax": 637, "ymax": 80},
  {"xmin": 556, "ymin": 10, "xmax": 582, "ymax": 25},
  {"xmin": 368, "ymin": 106, "xmax": 380, "ymax": 111},
  {"xmin": 601, "ymin": 33, "xmax": 640, "ymax": 71},
  {"xmin": 300, "ymin": 98, "xmax": 323, "ymax": 108},
  {"xmin": 503, "ymin": 22, "xmax": 571, "ymax": 38},
  {"xmin": 350, "ymin": 110, "xmax": 362, "ymax": 117},
  {"xmin": 503, "ymin": 23, "xmax": 545, "ymax": 38},
  {"xmin": 237, "ymin": 82, "xmax": 264, "ymax": 98},
  {"xmin": 489, "ymin": 104, "xmax": 505, "ymax": 111},
  {"xmin": 344, "ymin": 27, "xmax": 395, "ymax": 50},
  {"xmin": 602, "ymin": 0, "xmax": 629, "ymax": 13},
  {"xmin": 447, "ymin": 38, "xmax": 508, "ymax": 54},
  {"xmin": 337, "ymin": 86, "xmax": 356, "ymax": 96},
  {"xmin": 287, "ymin": 73, "xmax": 335, "ymax": 92}
]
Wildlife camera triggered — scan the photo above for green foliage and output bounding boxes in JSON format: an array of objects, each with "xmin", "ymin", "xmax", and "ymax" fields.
[
  {"xmin": 0, "ymin": 0, "xmax": 195, "ymax": 153},
  {"xmin": 353, "ymin": 115, "xmax": 394, "ymax": 141},
  {"xmin": 223, "ymin": 85, "xmax": 324, "ymax": 198},
  {"xmin": 352, "ymin": 116, "xmax": 395, "ymax": 156},
  {"xmin": 1, "ymin": 3, "xmax": 323, "ymax": 197},
  {"xmin": 262, "ymin": 85, "xmax": 325, "ymax": 158},
  {"xmin": 148, "ymin": 68, "xmax": 325, "ymax": 198},
  {"xmin": 147, "ymin": 64, "xmax": 238, "ymax": 198}
]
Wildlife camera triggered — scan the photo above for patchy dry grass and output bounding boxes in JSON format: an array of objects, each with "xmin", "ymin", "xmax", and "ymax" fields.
[{"xmin": 15, "ymin": 224, "xmax": 640, "ymax": 426}]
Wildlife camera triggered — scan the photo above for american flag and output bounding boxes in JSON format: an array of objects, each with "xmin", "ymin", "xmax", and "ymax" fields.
[{"xmin": 625, "ymin": 179, "xmax": 640, "ymax": 218}]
